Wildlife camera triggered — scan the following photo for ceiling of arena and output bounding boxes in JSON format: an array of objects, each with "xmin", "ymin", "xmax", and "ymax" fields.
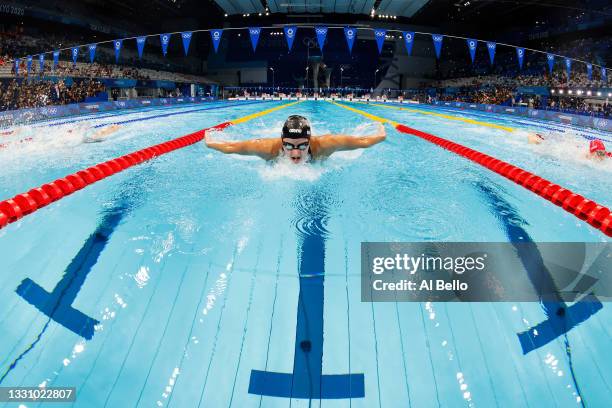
[{"xmin": 212, "ymin": 0, "xmax": 431, "ymax": 17}]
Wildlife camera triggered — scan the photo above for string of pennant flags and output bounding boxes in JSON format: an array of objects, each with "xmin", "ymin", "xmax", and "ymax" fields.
[{"xmin": 11, "ymin": 25, "xmax": 608, "ymax": 83}]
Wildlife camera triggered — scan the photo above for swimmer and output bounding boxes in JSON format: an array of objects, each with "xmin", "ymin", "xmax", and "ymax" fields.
[
  {"xmin": 205, "ymin": 115, "xmax": 386, "ymax": 164},
  {"xmin": 527, "ymin": 132, "xmax": 545, "ymax": 145},
  {"xmin": 587, "ymin": 139, "xmax": 612, "ymax": 161},
  {"xmin": 82, "ymin": 124, "xmax": 121, "ymax": 143}
]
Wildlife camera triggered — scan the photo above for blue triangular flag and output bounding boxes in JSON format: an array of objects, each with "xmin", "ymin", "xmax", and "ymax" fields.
[
  {"xmin": 466, "ymin": 39, "xmax": 477, "ymax": 64},
  {"xmin": 71, "ymin": 47, "xmax": 79, "ymax": 66},
  {"xmin": 374, "ymin": 29, "xmax": 387, "ymax": 54},
  {"xmin": 249, "ymin": 27, "xmax": 261, "ymax": 52},
  {"xmin": 14, "ymin": 58, "xmax": 19, "ymax": 76},
  {"xmin": 89, "ymin": 44, "xmax": 97, "ymax": 63},
  {"xmin": 284, "ymin": 26, "xmax": 297, "ymax": 51},
  {"xmin": 136, "ymin": 36, "xmax": 146, "ymax": 59},
  {"xmin": 344, "ymin": 27, "xmax": 356, "ymax": 54},
  {"xmin": 546, "ymin": 54, "xmax": 554, "ymax": 74},
  {"xmin": 53, "ymin": 51, "xmax": 59, "ymax": 70},
  {"xmin": 565, "ymin": 58, "xmax": 571, "ymax": 80},
  {"xmin": 114, "ymin": 40, "xmax": 122, "ymax": 63},
  {"xmin": 160, "ymin": 33, "xmax": 171, "ymax": 56},
  {"xmin": 26, "ymin": 55, "xmax": 32, "ymax": 74},
  {"xmin": 602, "ymin": 67, "xmax": 607, "ymax": 82},
  {"xmin": 486, "ymin": 42, "xmax": 496, "ymax": 65},
  {"xmin": 39, "ymin": 54, "xmax": 45, "ymax": 73},
  {"xmin": 315, "ymin": 26, "xmax": 327, "ymax": 52},
  {"xmin": 210, "ymin": 29, "xmax": 223, "ymax": 53},
  {"xmin": 516, "ymin": 47, "xmax": 525, "ymax": 69},
  {"xmin": 403, "ymin": 31, "xmax": 415, "ymax": 56},
  {"xmin": 432, "ymin": 34, "xmax": 443, "ymax": 59},
  {"xmin": 586, "ymin": 63, "xmax": 592, "ymax": 81},
  {"xmin": 181, "ymin": 32, "xmax": 192, "ymax": 56}
]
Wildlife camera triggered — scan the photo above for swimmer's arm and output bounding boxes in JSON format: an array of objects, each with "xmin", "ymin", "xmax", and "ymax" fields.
[
  {"xmin": 205, "ymin": 136, "xmax": 279, "ymax": 160},
  {"xmin": 316, "ymin": 123, "xmax": 386, "ymax": 154}
]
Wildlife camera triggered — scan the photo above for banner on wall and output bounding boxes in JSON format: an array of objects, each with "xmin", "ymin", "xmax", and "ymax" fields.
[
  {"xmin": 53, "ymin": 51, "xmax": 59, "ymax": 70},
  {"xmin": 466, "ymin": 39, "xmax": 477, "ymax": 64},
  {"xmin": 181, "ymin": 32, "xmax": 192, "ymax": 56},
  {"xmin": 344, "ymin": 27, "xmax": 356, "ymax": 54},
  {"xmin": 547, "ymin": 54, "xmax": 554, "ymax": 74},
  {"xmin": 160, "ymin": 33, "xmax": 171, "ymax": 56},
  {"xmin": 432, "ymin": 34, "xmax": 443, "ymax": 59},
  {"xmin": 71, "ymin": 47, "xmax": 79, "ymax": 66},
  {"xmin": 26, "ymin": 55, "xmax": 32, "ymax": 74},
  {"xmin": 315, "ymin": 26, "xmax": 328, "ymax": 52},
  {"xmin": 210, "ymin": 29, "xmax": 223, "ymax": 53},
  {"xmin": 114, "ymin": 39, "xmax": 123, "ymax": 63},
  {"xmin": 486, "ymin": 42, "xmax": 496, "ymax": 65},
  {"xmin": 587, "ymin": 63, "xmax": 592, "ymax": 81},
  {"xmin": 565, "ymin": 58, "xmax": 572, "ymax": 80},
  {"xmin": 249, "ymin": 27, "xmax": 261, "ymax": 52},
  {"xmin": 284, "ymin": 26, "xmax": 297, "ymax": 51},
  {"xmin": 136, "ymin": 36, "xmax": 146, "ymax": 59},
  {"xmin": 89, "ymin": 44, "xmax": 97, "ymax": 63},
  {"xmin": 516, "ymin": 47, "xmax": 525, "ymax": 69},
  {"xmin": 39, "ymin": 54, "xmax": 44, "ymax": 72},
  {"xmin": 374, "ymin": 29, "xmax": 387, "ymax": 54},
  {"xmin": 403, "ymin": 31, "xmax": 415, "ymax": 56}
]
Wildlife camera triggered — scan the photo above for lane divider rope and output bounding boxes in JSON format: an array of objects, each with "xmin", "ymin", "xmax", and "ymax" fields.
[
  {"xmin": 331, "ymin": 101, "xmax": 612, "ymax": 237},
  {"xmin": 354, "ymin": 101, "xmax": 516, "ymax": 132},
  {"xmin": 0, "ymin": 101, "xmax": 301, "ymax": 230}
]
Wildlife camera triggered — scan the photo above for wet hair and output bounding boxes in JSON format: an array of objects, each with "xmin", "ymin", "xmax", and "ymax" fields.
[{"xmin": 282, "ymin": 115, "xmax": 311, "ymax": 139}]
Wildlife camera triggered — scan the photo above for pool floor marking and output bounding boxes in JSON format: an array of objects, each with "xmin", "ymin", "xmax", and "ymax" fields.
[
  {"xmin": 332, "ymin": 102, "xmax": 612, "ymax": 237},
  {"xmin": 352, "ymin": 101, "xmax": 516, "ymax": 132},
  {"xmin": 477, "ymin": 182, "xmax": 603, "ymax": 356},
  {"xmin": 0, "ymin": 101, "xmax": 299, "ymax": 231},
  {"xmin": 249, "ymin": 188, "xmax": 365, "ymax": 399},
  {"xmin": 14, "ymin": 204, "xmax": 126, "ymax": 340}
]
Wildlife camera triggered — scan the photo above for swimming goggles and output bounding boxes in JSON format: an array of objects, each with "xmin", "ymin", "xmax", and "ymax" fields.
[{"xmin": 282, "ymin": 141, "xmax": 309, "ymax": 151}]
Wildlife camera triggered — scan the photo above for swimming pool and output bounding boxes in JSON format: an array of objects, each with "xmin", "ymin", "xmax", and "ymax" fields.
[{"xmin": 0, "ymin": 100, "xmax": 610, "ymax": 407}]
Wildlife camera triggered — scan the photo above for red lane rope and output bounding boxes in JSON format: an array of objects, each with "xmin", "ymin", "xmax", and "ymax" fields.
[
  {"xmin": 395, "ymin": 124, "xmax": 612, "ymax": 237},
  {"xmin": 0, "ymin": 122, "xmax": 231, "ymax": 229}
]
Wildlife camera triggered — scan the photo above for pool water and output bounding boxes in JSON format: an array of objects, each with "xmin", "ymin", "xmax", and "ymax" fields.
[{"xmin": 0, "ymin": 100, "xmax": 610, "ymax": 407}]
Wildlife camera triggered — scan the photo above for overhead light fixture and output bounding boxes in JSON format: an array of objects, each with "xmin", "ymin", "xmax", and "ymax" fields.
[
  {"xmin": 596, "ymin": 91, "xmax": 602, "ymax": 96},
  {"xmin": 586, "ymin": 90, "xmax": 592, "ymax": 96},
  {"xmin": 551, "ymin": 89, "xmax": 555, "ymax": 94},
  {"xmin": 559, "ymin": 89, "xmax": 564, "ymax": 94},
  {"xmin": 224, "ymin": 13, "xmax": 228, "ymax": 17},
  {"xmin": 568, "ymin": 90, "xmax": 573, "ymax": 94}
]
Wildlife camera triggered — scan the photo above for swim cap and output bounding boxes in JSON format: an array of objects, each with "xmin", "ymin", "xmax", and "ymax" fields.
[
  {"xmin": 589, "ymin": 139, "xmax": 605, "ymax": 153},
  {"xmin": 282, "ymin": 115, "xmax": 311, "ymax": 139}
]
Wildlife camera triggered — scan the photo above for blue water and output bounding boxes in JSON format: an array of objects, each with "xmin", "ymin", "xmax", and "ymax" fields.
[{"xmin": 0, "ymin": 100, "xmax": 610, "ymax": 407}]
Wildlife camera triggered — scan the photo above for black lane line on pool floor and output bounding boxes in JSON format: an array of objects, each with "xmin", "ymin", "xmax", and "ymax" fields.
[
  {"xmin": 248, "ymin": 186, "xmax": 365, "ymax": 400},
  {"xmin": 477, "ymin": 180, "xmax": 603, "ymax": 408}
]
